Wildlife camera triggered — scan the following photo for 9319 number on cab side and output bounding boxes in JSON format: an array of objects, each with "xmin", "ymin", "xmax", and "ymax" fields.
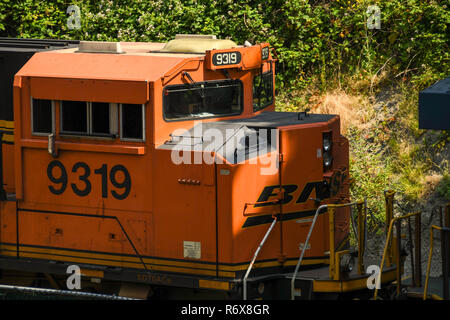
[
  {"xmin": 212, "ymin": 51, "xmax": 241, "ymax": 66},
  {"xmin": 47, "ymin": 160, "xmax": 131, "ymax": 200}
]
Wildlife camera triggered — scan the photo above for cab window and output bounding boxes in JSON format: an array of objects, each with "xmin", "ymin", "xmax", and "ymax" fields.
[
  {"xmin": 253, "ymin": 71, "xmax": 273, "ymax": 112},
  {"xmin": 120, "ymin": 104, "xmax": 145, "ymax": 141},
  {"xmin": 164, "ymin": 79, "xmax": 242, "ymax": 121},
  {"xmin": 60, "ymin": 101, "xmax": 118, "ymax": 137},
  {"xmin": 61, "ymin": 100, "xmax": 88, "ymax": 133},
  {"xmin": 31, "ymin": 98, "xmax": 53, "ymax": 134}
]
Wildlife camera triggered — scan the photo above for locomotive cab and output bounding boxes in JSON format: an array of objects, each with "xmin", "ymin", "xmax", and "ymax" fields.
[{"xmin": 0, "ymin": 36, "xmax": 398, "ymax": 299}]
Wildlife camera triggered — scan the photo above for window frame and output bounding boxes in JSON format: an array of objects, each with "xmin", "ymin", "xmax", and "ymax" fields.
[
  {"xmin": 162, "ymin": 79, "xmax": 244, "ymax": 122},
  {"xmin": 59, "ymin": 101, "xmax": 118, "ymax": 139},
  {"xmin": 119, "ymin": 103, "xmax": 146, "ymax": 142},
  {"xmin": 252, "ymin": 70, "xmax": 274, "ymax": 112},
  {"xmin": 31, "ymin": 97, "xmax": 55, "ymax": 136},
  {"xmin": 89, "ymin": 102, "xmax": 118, "ymax": 137},
  {"xmin": 59, "ymin": 100, "xmax": 89, "ymax": 135}
]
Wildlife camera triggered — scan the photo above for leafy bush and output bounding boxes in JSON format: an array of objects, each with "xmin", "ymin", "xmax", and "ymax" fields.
[
  {"xmin": 1, "ymin": 0, "xmax": 448, "ymax": 224},
  {"xmin": 437, "ymin": 173, "xmax": 450, "ymax": 200},
  {"xmin": 1, "ymin": 0, "xmax": 448, "ymax": 90}
]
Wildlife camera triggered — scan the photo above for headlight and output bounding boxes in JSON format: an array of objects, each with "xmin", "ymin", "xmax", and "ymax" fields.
[
  {"xmin": 323, "ymin": 151, "xmax": 333, "ymax": 167},
  {"xmin": 340, "ymin": 253, "xmax": 355, "ymax": 274},
  {"xmin": 323, "ymin": 132, "xmax": 333, "ymax": 170},
  {"xmin": 323, "ymin": 136, "xmax": 332, "ymax": 152}
]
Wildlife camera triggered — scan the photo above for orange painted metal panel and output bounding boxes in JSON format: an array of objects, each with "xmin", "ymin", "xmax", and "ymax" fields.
[
  {"xmin": 204, "ymin": 43, "xmax": 270, "ymax": 71},
  {"xmin": 218, "ymin": 159, "xmax": 282, "ymax": 265},
  {"xmin": 16, "ymin": 51, "xmax": 186, "ymax": 82},
  {"xmin": 20, "ymin": 139, "xmax": 146, "ymax": 155},
  {"xmin": 30, "ymin": 77, "xmax": 149, "ymax": 105},
  {"xmin": 2, "ymin": 144, "xmax": 15, "ymax": 193},
  {"xmin": 17, "ymin": 209, "xmax": 151, "ymax": 259},
  {"xmin": 152, "ymin": 148, "xmax": 217, "ymax": 264},
  {"xmin": 0, "ymin": 201, "xmax": 17, "ymax": 255},
  {"xmin": 21, "ymin": 148, "xmax": 152, "ymax": 214}
]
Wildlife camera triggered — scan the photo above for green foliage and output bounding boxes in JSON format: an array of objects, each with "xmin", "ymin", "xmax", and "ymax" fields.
[
  {"xmin": 347, "ymin": 127, "xmax": 394, "ymax": 229},
  {"xmin": 0, "ymin": 0, "xmax": 447, "ymax": 89},
  {"xmin": 437, "ymin": 172, "xmax": 450, "ymax": 200}
]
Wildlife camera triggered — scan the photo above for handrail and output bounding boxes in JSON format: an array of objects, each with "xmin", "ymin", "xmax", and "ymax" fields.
[
  {"xmin": 0, "ymin": 132, "xmax": 6, "ymax": 201},
  {"xmin": 0, "ymin": 284, "xmax": 138, "ymax": 300},
  {"xmin": 373, "ymin": 211, "xmax": 420, "ymax": 299},
  {"xmin": 290, "ymin": 204, "xmax": 327, "ymax": 300},
  {"xmin": 290, "ymin": 201, "xmax": 364, "ymax": 300},
  {"xmin": 423, "ymin": 225, "xmax": 450, "ymax": 300},
  {"xmin": 243, "ymin": 216, "xmax": 278, "ymax": 300}
]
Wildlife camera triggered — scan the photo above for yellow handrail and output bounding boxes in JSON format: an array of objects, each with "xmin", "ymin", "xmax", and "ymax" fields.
[
  {"xmin": 373, "ymin": 211, "xmax": 421, "ymax": 299},
  {"xmin": 290, "ymin": 200, "xmax": 365, "ymax": 299},
  {"xmin": 384, "ymin": 190, "xmax": 395, "ymax": 267},
  {"xmin": 423, "ymin": 225, "xmax": 443, "ymax": 300},
  {"xmin": 424, "ymin": 204, "xmax": 450, "ymax": 300},
  {"xmin": 327, "ymin": 201, "xmax": 365, "ymax": 280}
]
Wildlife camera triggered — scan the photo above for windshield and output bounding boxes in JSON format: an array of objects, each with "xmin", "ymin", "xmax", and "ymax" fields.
[{"xmin": 164, "ymin": 79, "xmax": 242, "ymax": 120}]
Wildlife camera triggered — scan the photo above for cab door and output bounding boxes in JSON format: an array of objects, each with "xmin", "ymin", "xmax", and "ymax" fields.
[{"xmin": 278, "ymin": 125, "xmax": 329, "ymax": 264}]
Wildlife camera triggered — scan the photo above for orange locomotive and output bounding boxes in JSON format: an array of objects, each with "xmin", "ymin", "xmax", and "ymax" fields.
[{"xmin": 0, "ymin": 36, "xmax": 396, "ymax": 299}]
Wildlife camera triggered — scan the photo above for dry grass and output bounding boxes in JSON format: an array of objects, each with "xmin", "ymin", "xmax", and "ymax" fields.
[{"xmin": 311, "ymin": 90, "xmax": 370, "ymax": 135}]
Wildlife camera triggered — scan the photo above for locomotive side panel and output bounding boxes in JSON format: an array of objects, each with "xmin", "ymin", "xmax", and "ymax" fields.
[
  {"xmin": 0, "ymin": 201, "xmax": 17, "ymax": 258},
  {"xmin": 15, "ymin": 210, "xmax": 151, "ymax": 269},
  {"xmin": 2, "ymin": 144, "xmax": 14, "ymax": 193},
  {"xmin": 152, "ymin": 147, "xmax": 218, "ymax": 275},
  {"xmin": 216, "ymin": 157, "xmax": 283, "ymax": 270},
  {"xmin": 21, "ymin": 148, "xmax": 151, "ymax": 213},
  {"xmin": 7, "ymin": 53, "xmax": 158, "ymax": 270}
]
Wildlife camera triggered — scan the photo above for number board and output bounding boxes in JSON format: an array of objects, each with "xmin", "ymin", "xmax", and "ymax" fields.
[
  {"xmin": 212, "ymin": 51, "xmax": 242, "ymax": 67},
  {"xmin": 261, "ymin": 46, "xmax": 269, "ymax": 60}
]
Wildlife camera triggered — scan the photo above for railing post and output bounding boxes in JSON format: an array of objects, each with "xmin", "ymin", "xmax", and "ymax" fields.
[
  {"xmin": 384, "ymin": 190, "xmax": 395, "ymax": 267},
  {"xmin": 424, "ymin": 225, "xmax": 450, "ymax": 300},
  {"xmin": 442, "ymin": 227, "xmax": 449, "ymax": 300},
  {"xmin": 357, "ymin": 202, "xmax": 365, "ymax": 275},
  {"xmin": 328, "ymin": 207, "xmax": 336, "ymax": 279},
  {"xmin": 446, "ymin": 204, "xmax": 450, "ymax": 275},
  {"xmin": 374, "ymin": 211, "xmax": 420, "ymax": 300},
  {"xmin": 0, "ymin": 132, "xmax": 6, "ymax": 201},
  {"xmin": 395, "ymin": 219, "xmax": 402, "ymax": 296},
  {"xmin": 424, "ymin": 226, "xmax": 435, "ymax": 300},
  {"xmin": 408, "ymin": 217, "xmax": 416, "ymax": 286},
  {"xmin": 414, "ymin": 214, "xmax": 422, "ymax": 287}
]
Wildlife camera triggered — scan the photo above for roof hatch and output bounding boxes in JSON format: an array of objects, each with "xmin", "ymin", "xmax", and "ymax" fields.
[
  {"xmin": 159, "ymin": 34, "xmax": 237, "ymax": 54},
  {"xmin": 76, "ymin": 41, "xmax": 123, "ymax": 54}
]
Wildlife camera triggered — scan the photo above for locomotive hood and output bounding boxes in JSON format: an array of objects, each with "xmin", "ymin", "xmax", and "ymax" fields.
[{"xmin": 159, "ymin": 111, "xmax": 336, "ymax": 164}]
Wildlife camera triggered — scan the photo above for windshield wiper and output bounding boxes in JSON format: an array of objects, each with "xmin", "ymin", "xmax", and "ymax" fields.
[{"xmin": 182, "ymin": 71, "xmax": 205, "ymax": 98}]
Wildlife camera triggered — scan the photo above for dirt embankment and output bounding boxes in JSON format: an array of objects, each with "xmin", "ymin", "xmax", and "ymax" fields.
[{"xmin": 289, "ymin": 84, "xmax": 449, "ymax": 277}]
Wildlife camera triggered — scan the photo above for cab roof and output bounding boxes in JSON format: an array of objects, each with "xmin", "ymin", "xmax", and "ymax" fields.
[{"xmin": 15, "ymin": 41, "xmax": 208, "ymax": 82}]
